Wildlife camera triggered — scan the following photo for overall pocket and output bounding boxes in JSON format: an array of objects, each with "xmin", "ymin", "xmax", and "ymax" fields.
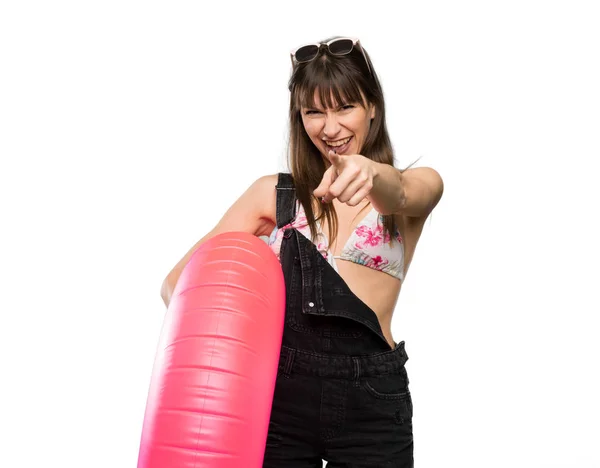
[{"xmin": 361, "ymin": 367, "xmax": 411, "ymax": 400}]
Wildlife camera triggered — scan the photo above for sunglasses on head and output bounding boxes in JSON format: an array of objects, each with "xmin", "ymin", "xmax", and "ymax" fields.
[{"xmin": 290, "ymin": 37, "xmax": 372, "ymax": 76}]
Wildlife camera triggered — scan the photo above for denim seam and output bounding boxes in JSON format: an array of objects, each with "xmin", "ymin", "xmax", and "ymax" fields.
[
  {"xmin": 363, "ymin": 381, "xmax": 411, "ymax": 401},
  {"xmin": 322, "ymin": 380, "xmax": 347, "ymax": 442}
]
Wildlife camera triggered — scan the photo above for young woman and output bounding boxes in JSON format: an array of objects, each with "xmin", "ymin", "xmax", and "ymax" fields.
[{"xmin": 161, "ymin": 36, "xmax": 443, "ymax": 467}]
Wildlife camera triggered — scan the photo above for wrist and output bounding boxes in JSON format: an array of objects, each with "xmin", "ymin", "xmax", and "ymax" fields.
[{"xmin": 370, "ymin": 159, "xmax": 382, "ymax": 181}]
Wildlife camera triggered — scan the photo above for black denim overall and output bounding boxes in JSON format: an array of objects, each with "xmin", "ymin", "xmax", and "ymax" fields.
[{"xmin": 263, "ymin": 173, "xmax": 414, "ymax": 468}]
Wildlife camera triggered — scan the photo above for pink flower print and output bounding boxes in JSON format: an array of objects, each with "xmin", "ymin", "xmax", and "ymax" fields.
[
  {"xmin": 316, "ymin": 240, "xmax": 328, "ymax": 258},
  {"xmin": 294, "ymin": 213, "xmax": 308, "ymax": 229},
  {"xmin": 371, "ymin": 219, "xmax": 397, "ymax": 244},
  {"xmin": 355, "ymin": 225, "xmax": 383, "ymax": 247},
  {"xmin": 355, "ymin": 225, "xmax": 369, "ymax": 237},
  {"xmin": 369, "ymin": 255, "xmax": 389, "ymax": 269}
]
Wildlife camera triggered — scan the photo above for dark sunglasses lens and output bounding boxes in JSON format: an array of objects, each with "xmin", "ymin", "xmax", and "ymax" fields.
[
  {"xmin": 328, "ymin": 39, "xmax": 354, "ymax": 55},
  {"xmin": 295, "ymin": 45, "xmax": 319, "ymax": 62}
]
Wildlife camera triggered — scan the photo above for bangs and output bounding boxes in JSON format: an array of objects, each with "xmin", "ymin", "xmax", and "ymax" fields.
[{"xmin": 293, "ymin": 64, "xmax": 367, "ymax": 110}]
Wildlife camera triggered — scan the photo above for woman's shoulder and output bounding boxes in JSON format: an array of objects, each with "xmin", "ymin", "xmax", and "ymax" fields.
[
  {"xmin": 254, "ymin": 172, "xmax": 293, "ymax": 187},
  {"xmin": 254, "ymin": 173, "xmax": 280, "ymax": 188}
]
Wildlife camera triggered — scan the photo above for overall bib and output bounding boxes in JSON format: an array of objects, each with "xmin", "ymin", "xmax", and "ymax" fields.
[{"xmin": 263, "ymin": 173, "xmax": 414, "ymax": 468}]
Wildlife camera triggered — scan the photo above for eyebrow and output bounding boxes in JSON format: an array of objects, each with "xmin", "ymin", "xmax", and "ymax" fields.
[{"xmin": 302, "ymin": 102, "xmax": 352, "ymax": 111}]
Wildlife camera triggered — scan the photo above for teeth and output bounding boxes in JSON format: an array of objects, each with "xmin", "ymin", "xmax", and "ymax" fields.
[{"xmin": 325, "ymin": 137, "xmax": 351, "ymax": 147}]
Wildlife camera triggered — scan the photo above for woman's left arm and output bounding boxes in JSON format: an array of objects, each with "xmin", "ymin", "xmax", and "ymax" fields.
[{"xmin": 368, "ymin": 162, "xmax": 444, "ymax": 217}]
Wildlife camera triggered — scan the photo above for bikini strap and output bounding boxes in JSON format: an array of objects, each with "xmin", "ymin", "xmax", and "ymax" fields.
[{"xmin": 275, "ymin": 172, "xmax": 297, "ymax": 228}]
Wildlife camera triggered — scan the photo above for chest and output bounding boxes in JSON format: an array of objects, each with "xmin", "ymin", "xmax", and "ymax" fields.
[{"xmin": 319, "ymin": 201, "xmax": 403, "ymax": 256}]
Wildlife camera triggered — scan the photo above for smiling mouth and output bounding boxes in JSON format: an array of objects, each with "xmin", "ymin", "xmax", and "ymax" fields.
[
  {"xmin": 325, "ymin": 136, "xmax": 352, "ymax": 148},
  {"xmin": 324, "ymin": 136, "xmax": 353, "ymax": 153}
]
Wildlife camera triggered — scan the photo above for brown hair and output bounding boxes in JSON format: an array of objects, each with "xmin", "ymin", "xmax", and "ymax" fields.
[{"xmin": 287, "ymin": 37, "xmax": 417, "ymax": 248}]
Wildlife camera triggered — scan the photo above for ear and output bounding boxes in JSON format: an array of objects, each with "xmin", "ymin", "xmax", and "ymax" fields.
[{"xmin": 370, "ymin": 103, "xmax": 376, "ymax": 120}]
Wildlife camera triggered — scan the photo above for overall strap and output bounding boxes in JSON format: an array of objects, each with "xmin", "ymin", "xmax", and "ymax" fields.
[{"xmin": 275, "ymin": 172, "xmax": 297, "ymax": 228}]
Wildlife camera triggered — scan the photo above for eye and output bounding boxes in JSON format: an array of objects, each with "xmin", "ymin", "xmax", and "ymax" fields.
[
  {"xmin": 341, "ymin": 104, "xmax": 355, "ymax": 110},
  {"xmin": 304, "ymin": 110, "xmax": 321, "ymax": 115}
]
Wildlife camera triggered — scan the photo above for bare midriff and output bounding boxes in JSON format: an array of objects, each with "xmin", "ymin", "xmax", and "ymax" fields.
[{"xmin": 319, "ymin": 199, "xmax": 421, "ymax": 350}]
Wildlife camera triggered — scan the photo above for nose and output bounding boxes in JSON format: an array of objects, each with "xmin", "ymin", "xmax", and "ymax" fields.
[{"xmin": 322, "ymin": 113, "xmax": 341, "ymax": 139}]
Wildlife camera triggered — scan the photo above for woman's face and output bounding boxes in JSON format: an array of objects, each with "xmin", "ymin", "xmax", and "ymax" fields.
[{"xmin": 300, "ymin": 89, "xmax": 375, "ymax": 162}]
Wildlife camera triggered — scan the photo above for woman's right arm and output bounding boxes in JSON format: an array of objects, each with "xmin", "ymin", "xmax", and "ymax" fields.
[{"xmin": 160, "ymin": 173, "xmax": 278, "ymax": 307}]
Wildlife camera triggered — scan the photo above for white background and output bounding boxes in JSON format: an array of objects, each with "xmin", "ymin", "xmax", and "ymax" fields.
[{"xmin": 1, "ymin": 1, "xmax": 599, "ymax": 467}]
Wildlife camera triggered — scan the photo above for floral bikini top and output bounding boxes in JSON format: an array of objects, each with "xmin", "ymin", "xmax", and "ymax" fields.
[{"xmin": 268, "ymin": 200, "xmax": 405, "ymax": 281}]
